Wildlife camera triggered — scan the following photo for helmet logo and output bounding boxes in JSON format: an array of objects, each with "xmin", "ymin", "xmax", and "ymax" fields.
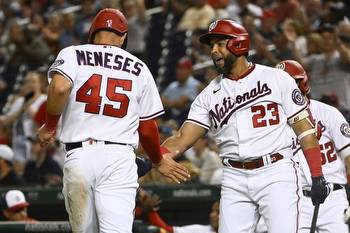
[
  {"xmin": 106, "ymin": 19, "xmax": 113, "ymax": 27},
  {"xmin": 209, "ymin": 21, "xmax": 218, "ymax": 32},
  {"xmin": 275, "ymin": 62, "xmax": 285, "ymax": 70}
]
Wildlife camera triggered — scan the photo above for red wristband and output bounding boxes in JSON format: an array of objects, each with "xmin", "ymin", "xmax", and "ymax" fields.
[
  {"xmin": 303, "ymin": 147, "xmax": 323, "ymax": 177},
  {"xmin": 160, "ymin": 146, "xmax": 170, "ymax": 155},
  {"xmin": 45, "ymin": 113, "xmax": 61, "ymax": 131}
]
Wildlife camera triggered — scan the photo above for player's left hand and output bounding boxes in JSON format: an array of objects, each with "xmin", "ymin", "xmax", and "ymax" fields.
[
  {"xmin": 37, "ymin": 124, "xmax": 56, "ymax": 147},
  {"xmin": 155, "ymin": 153, "xmax": 190, "ymax": 184},
  {"xmin": 310, "ymin": 175, "xmax": 331, "ymax": 205}
]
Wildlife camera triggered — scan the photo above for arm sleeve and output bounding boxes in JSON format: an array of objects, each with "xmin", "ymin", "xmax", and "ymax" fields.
[
  {"xmin": 139, "ymin": 66, "xmax": 164, "ymax": 121},
  {"xmin": 138, "ymin": 119, "xmax": 162, "ymax": 164},
  {"xmin": 48, "ymin": 46, "xmax": 77, "ymax": 85}
]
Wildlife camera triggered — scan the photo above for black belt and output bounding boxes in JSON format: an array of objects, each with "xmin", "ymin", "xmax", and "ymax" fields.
[
  {"xmin": 65, "ymin": 140, "xmax": 127, "ymax": 152},
  {"xmin": 302, "ymin": 183, "xmax": 344, "ymax": 197},
  {"xmin": 222, "ymin": 153, "xmax": 283, "ymax": 170}
]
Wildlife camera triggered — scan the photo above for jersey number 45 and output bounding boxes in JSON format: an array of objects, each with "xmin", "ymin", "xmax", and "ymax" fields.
[{"xmin": 76, "ymin": 74, "xmax": 131, "ymax": 118}]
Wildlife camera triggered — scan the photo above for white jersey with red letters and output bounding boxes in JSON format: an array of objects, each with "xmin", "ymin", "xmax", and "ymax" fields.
[
  {"xmin": 48, "ymin": 44, "xmax": 164, "ymax": 233},
  {"xmin": 293, "ymin": 99, "xmax": 350, "ymax": 233},
  {"xmin": 48, "ymin": 44, "xmax": 164, "ymax": 147},
  {"xmin": 187, "ymin": 64, "xmax": 306, "ymax": 233},
  {"xmin": 187, "ymin": 64, "xmax": 307, "ymax": 160}
]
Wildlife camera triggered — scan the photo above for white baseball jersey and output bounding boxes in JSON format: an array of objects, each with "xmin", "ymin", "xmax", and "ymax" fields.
[
  {"xmin": 292, "ymin": 99, "xmax": 350, "ymax": 186},
  {"xmin": 173, "ymin": 224, "xmax": 215, "ymax": 233},
  {"xmin": 48, "ymin": 44, "xmax": 164, "ymax": 147},
  {"xmin": 187, "ymin": 64, "xmax": 307, "ymax": 160}
]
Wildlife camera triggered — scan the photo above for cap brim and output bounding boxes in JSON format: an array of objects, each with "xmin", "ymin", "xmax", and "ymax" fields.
[{"xmin": 8, "ymin": 202, "xmax": 30, "ymax": 212}]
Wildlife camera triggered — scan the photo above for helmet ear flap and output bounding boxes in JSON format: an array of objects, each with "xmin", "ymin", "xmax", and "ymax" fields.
[
  {"xmin": 299, "ymin": 79, "xmax": 310, "ymax": 95},
  {"xmin": 226, "ymin": 39, "xmax": 238, "ymax": 55},
  {"xmin": 226, "ymin": 37, "xmax": 249, "ymax": 56}
]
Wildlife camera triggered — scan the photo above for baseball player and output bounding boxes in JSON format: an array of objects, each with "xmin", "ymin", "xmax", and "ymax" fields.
[
  {"xmin": 276, "ymin": 60, "xmax": 350, "ymax": 233},
  {"xmin": 37, "ymin": 8, "xmax": 189, "ymax": 233},
  {"xmin": 160, "ymin": 19, "xmax": 331, "ymax": 233}
]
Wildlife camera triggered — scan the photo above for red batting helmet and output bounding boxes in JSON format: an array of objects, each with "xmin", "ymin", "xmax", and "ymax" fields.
[
  {"xmin": 276, "ymin": 60, "xmax": 310, "ymax": 95},
  {"xmin": 199, "ymin": 19, "xmax": 250, "ymax": 56},
  {"xmin": 88, "ymin": 8, "xmax": 128, "ymax": 49}
]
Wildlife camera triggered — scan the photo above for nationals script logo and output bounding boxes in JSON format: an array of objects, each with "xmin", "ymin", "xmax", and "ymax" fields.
[{"xmin": 209, "ymin": 81, "xmax": 271, "ymax": 129}]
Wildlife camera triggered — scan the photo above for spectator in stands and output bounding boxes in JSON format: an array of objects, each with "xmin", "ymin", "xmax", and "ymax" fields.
[
  {"xmin": 59, "ymin": 11, "xmax": 79, "ymax": 49},
  {"xmin": 319, "ymin": 92, "xmax": 350, "ymax": 123},
  {"xmin": 23, "ymin": 137, "xmax": 62, "ymax": 186},
  {"xmin": 298, "ymin": 22, "xmax": 350, "ymax": 107},
  {"xmin": 75, "ymin": 0, "xmax": 97, "ymax": 43},
  {"xmin": 161, "ymin": 57, "xmax": 201, "ymax": 125},
  {"xmin": 253, "ymin": 22, "xmax": 302, "ymax": 66},
  {"xmin": 0, "ymin": 71, "xmax": 47, "ymax": 175},
  {"xmin": 271, "ymin": 0, "xmax": 300, "ymax": 23},
  {"xmin": 6, "ymin": 20, "xmax": 51, "ymax": 70},
  {"xmin": 42, "ymin": 12, "xmax": 63, "ymax": 55},
  {"xmin": 46, "ymin": 0, "xmax": 72, "ymax": 14},
  {"xmin": 120, "ymin": 0, "xmax": 147, "ymax": 60},
  {"xmin": 0, "ymin": 145, "xmax": 25, "ymax": 186},
  {"xmin": 1, "ymin": 190, "xmax": 37, "ymax": 222},
  {"xmin": 177, "ymin": 0, "xmax": 215, "ymax": 31},
  {"xmin": 306, "ymin": 32, "xmax": 323, "ymax": 55},
  {"xmin": 190, "ymin": 29, "xmax": 211, "ymax": 65},
  {"xmin": 184, "ymin": 136, "xmax": 221, "ymax": 184}
]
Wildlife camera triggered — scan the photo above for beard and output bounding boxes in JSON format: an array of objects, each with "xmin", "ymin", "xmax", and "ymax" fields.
[{"xmin": 213, "ymin": 53, "xmax": 236, "ymax": 76}]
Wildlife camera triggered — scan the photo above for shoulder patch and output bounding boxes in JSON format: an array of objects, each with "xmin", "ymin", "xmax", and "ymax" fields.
[
  {"xmin": 292, "ymin": 88, "xmax": 305, "ymax": 106},
  {"xmin": 50, "ymin": 59, "xmax": 64, "ymax": 69},
  {"xmin": 340, "ymin": 123, "xmax": 350, "ymax": 138}
]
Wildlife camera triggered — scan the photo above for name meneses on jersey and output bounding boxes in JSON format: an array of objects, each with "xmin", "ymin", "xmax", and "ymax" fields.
[
  {"xmin": 209, "ymin": 81, "xmax": 271, "ymax": 129},
  {"xmin": 75, "ymin": 50, "xmax": 144, "ymax": 76}
]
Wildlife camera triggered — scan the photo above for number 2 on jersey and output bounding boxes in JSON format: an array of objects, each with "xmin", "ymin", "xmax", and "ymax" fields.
[
  {"xmin": 76, "ymin": 74, "xmax": 131, "ymax": 118},
  {"xmin": 251, "ymin": 103, "xmax": 280, "ymax": 128}
]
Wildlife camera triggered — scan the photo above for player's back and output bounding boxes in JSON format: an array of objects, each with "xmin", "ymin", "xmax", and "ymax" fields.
[{"xmin": 48, "ymin": 44, "xmax": 163, "ymax": 146}]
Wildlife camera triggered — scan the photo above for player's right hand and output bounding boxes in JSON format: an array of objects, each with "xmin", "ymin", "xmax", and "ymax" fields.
[
  {"xmin": 155, "ymin": 154, "xmax": 190, "ymax": 184},
  {"xmin": 37, "ymin": 124, "xmax": 56, "ymax": 147},
  {"xmin": 310, "ymin": 175, "xmax": 331, "ymax": 205}
]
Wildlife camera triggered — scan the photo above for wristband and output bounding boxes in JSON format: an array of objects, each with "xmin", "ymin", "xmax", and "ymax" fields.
[
  {"xmin": 45, "ymin": 113, "xmax": 61, "ymax": 131},
  {"xmin": 160, "ymin": 146, "xmax": 170, "ymax": 155}
]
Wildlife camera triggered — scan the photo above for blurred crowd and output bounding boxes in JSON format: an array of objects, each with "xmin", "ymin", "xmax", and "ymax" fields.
[{"xmin": 0, "ymin": 0, "xmax": 349, "ymax": 189}]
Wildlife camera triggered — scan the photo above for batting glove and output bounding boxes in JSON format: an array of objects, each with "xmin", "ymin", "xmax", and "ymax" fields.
[
  {"xmin": 310, "ymin": 176, "xmax": 331, "ymax": 205},
  {"xmin": 136, "ymin": 156, "xmax": 153, "ymax": 178}
]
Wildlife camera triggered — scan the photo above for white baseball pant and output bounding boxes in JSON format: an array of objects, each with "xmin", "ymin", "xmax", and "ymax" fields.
[
  {"xmin": 299, "ymin": 188, "xmax": 349, "ymax": 233},
  {"xmin": 62, "ymin": 144, "xmax": 138, "ymax": 233},
  {"xmin": 219, "ymin": 159, "xmax": 301, "ymax": 233}
]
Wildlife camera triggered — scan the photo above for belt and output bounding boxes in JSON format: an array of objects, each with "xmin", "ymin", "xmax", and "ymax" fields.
[
  {"xmin": 302, "ymin": 183, "xmax": 344, "ymax": 197},
  {"xmin": 222, "ymin": 153, "xmax": 283, "ymax": 170},
  {"xmin": 65, "ymin": 140, "xmax": 127, "ymax": 152}
]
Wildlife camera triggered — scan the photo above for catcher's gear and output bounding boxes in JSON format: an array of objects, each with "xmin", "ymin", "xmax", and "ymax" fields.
[
  {"xmin": 276, "ymin": 60, "xmax": 310, "ymax": 95},
  {"xmin": 88, "ymin": 8, "xmax": 128, "ymax": 49},
  {"xmin": 310, "ymin": 176, "xmax": 331, "ymax": 205},
  {"xmin": 199, "ymin": 19, "xmax": 250, "ymax": 56},
  {"xmin": 136, "ymin": 156, "xmax": 152, "ymax": 177}
]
